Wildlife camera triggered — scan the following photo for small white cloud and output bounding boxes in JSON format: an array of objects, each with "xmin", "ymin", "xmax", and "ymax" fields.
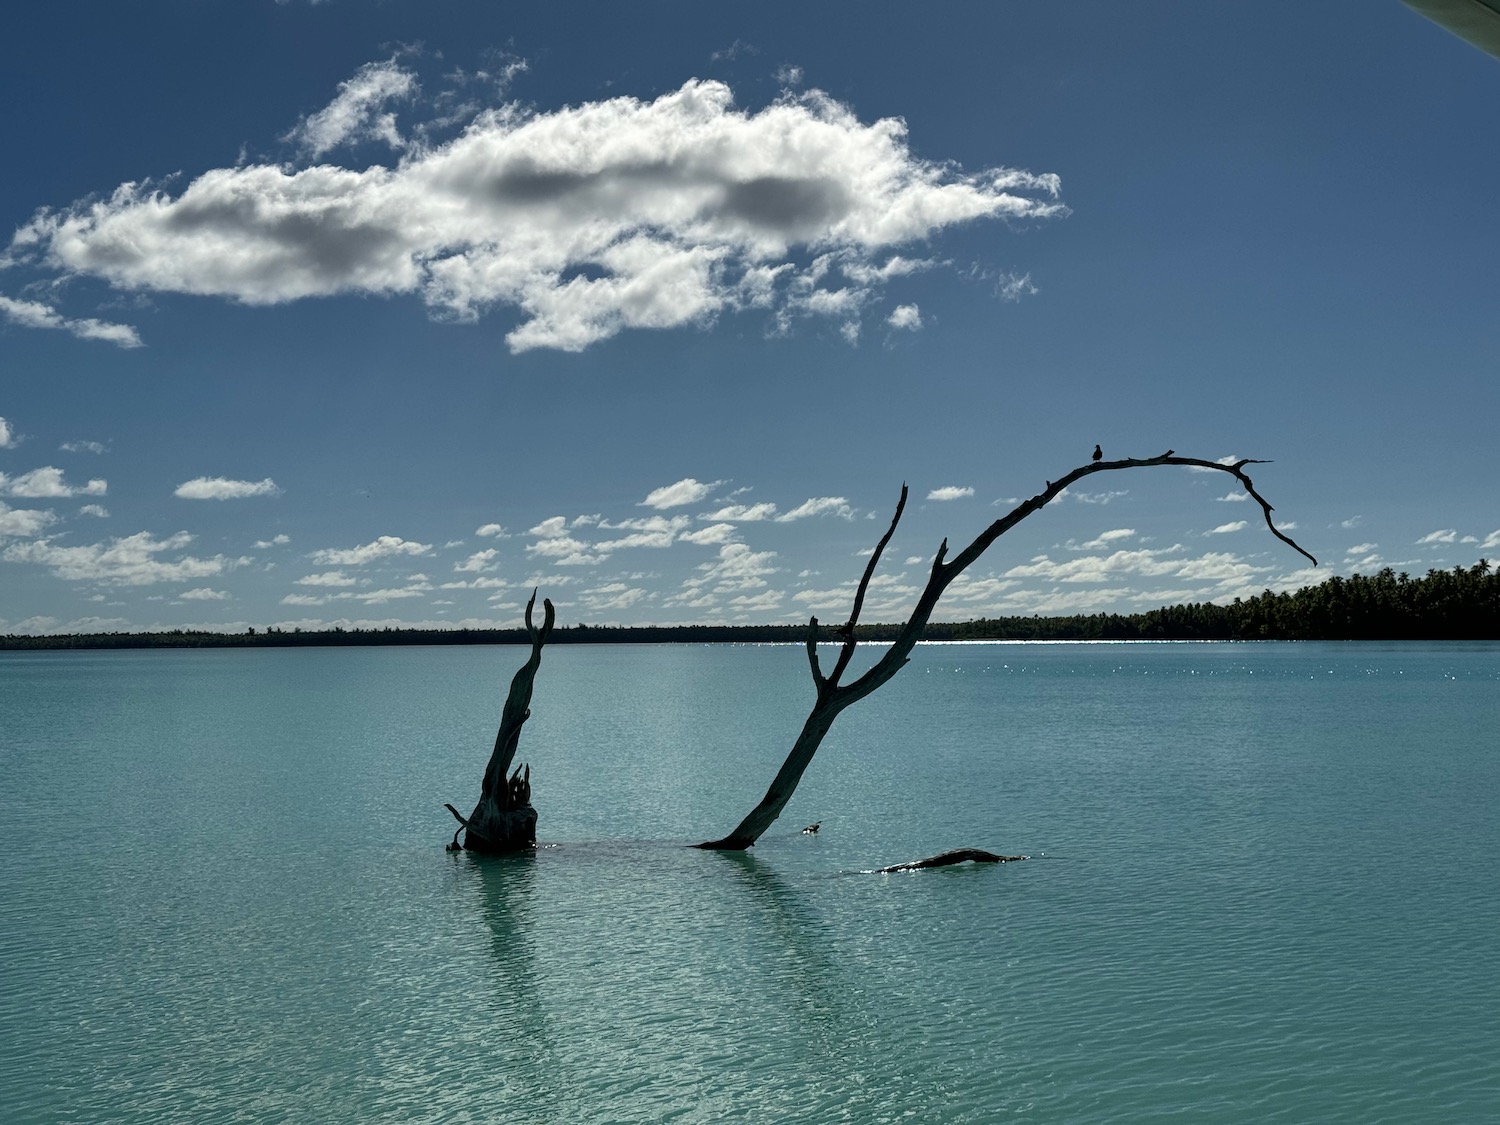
[
  {"xmin": 309, "ymin": 536, "xmax": 431, "ymax": 565},
  {"xmin": 60, "ymin": 439, "xmax": 108, "ymax": 454},
  {"xmin": 179, "ymin": 587, "xmax": 230, "ymax": 601},
  {"xmin": 175, "ymin": 477, "xmax": 280, "ymax": 500},
  {"xmin": 0, "ymin": 501, "xmax": 57, "ymax": 538},
  {"xmin": 79, "ymin": 504, "xmax": 109, "ymax": 518},
  {"xmin": 0, "ymin": 417, "xmax": 16, "ymax": 448},
  {"xmin": 1341, "ymin": 516, "xmax": 1363, "ymax": 529},
  {"xmin": 680, "ymin": 522, "xmax": 738, "ymax": 545},
  {"xmin": 1480, "ymin": 530, "xmax": 1500, "ymax": 550},
  {"xmin": 710, "ymin": 39, "xmax": 758, "ymax": 62},
  {"xmin": 455, "ymin": 548, "xmax": 500, "ymax": 573},
  {"xmin": 642, "ymin": 478, "xmax": 721, "ymax": 509},
  {"xmin": 927, "ymin": 486, "xmax": 974, "ymax": 502},
  {"xmin": 886, "ymin": 303, "xmax": 921, "ymax": 330},
  {"xmin": 1071, "ymin": 489, "xmax": 1128, "ymax": 505},
  {"xmin": 1416, "ymin": 529, "xmax": 1457, "ymax": 545},
  {"xmin": 702, "ymin": 501, "xmax": 778, "ymax": 522},
  {"xmin": 357, "ymin": 585, "xmax": 429, "ymax": 605},
  {"xmin": 776, "ymin": 497, "xmax": 853, "ymax": 521},
  {"xmin": 1215, "ymin": 491, "xmax": 1248, "ymax": 503},
  {"xmin": 775, "ymin": 64, "xmax": 804, "ymax": 87},
  {"xmin": 996, "ymin": 272, "xmax": 1037, "ymax": 301},
  {"xmin": 1, "ymin": 467, "xmax": 108, "ymax": 498},
  {"xmin": 253, "ymin": 533, "xmax": 291, "ymax": 548},
  {"xmin": 284, "ymin": 58, "xmax": 417, "ymax": 158},
  {"xmin": 0, "ymin": 295, "xmax": 143, "ymax": 349},
  {"xmin": 1205, "ymin": 521, "xmax": 1247, "ymax": 535},
  {"xmin": 475, "ymin": 523, "xmax": 508, "ymax": 537},
  {"xmin": 296, "ymin": 570, "xmax": 359, "ymax": 587},
  {"xmin": 1076, "ymin": 528, "xmax": 1135, "ymax": 551}
]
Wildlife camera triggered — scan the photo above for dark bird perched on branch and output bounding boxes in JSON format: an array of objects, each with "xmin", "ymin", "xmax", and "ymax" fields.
[{"xmin": 1092, "ymin": 444, "xmax": 1103, "ymax": 462}]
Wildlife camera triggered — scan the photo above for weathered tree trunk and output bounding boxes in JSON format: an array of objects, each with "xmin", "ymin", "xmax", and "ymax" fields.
[
  {"xmin": 699, "ymin": 450, "xmax": 1317, "ymax": 850},
  {"xmin": 446, "ymin": 590, "xmax": 555, "ymax": 853}
]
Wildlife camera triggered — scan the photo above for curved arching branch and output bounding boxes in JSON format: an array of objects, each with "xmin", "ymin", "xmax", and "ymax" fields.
[{"xmin": 697, "ymin": 449, "xmax": 1315, "ymax": 850}]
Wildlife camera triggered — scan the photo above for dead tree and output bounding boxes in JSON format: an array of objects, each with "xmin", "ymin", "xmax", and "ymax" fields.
[
  {"xmin": 697, "ymin": 451, "xmax": 1316, "ymax": 850},
  {"xmin": 445, "ymin": 590, "xmax": 555, "ymax": 853}
]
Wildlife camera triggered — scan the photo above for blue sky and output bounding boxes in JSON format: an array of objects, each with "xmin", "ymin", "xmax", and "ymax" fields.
[{"xmin": 2, "ymin": 1, "xmax": 1496, "ymax": 634}]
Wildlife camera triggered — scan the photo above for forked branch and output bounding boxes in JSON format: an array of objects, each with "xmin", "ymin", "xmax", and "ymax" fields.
[{"xmin": 698, "ymin": 449, "xmax": 1315, "ymax": 850}]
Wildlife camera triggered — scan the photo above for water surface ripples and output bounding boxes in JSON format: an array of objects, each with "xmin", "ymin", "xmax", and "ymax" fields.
[{"xmin": 3, "ymin": 642, "xmax": 1498, "ymax": 1122}]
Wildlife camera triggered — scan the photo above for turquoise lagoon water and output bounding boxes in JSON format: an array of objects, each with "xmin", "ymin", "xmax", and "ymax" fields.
[{"xmin": 2, "ymin": 641, "xmax": 1498, "ymax": 1123}]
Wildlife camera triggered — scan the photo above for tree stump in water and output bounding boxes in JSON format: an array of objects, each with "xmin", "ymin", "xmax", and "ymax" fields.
[{"xmin": 445, "ymin": 591, "xmax": 553, "ymax": 854}]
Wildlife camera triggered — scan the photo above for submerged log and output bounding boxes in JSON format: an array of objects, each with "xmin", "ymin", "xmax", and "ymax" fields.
[{"xmin": 447, "ymin": 591, "xmax": 554, "ymax": 854}]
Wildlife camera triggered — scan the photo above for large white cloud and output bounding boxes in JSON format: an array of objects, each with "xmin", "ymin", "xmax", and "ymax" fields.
[{"xmin": 11, "ymin": 75, "xmax": 1064, "ymax": 353}]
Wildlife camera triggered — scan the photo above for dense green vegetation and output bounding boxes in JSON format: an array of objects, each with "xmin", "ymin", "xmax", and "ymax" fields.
[{"xmin": 4, "ymin": 562, "xmax": 1496, "ymax": 650}]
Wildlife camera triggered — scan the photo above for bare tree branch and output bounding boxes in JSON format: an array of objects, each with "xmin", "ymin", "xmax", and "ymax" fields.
[{"xmin": 698, "ymin": 449, "xmax": 1315, "ymax": 850}]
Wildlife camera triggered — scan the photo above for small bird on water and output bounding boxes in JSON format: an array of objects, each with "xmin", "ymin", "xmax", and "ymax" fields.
[
  {"xmin": 802, "ymin": 822, "xmax": 821, "ymax": 835},
  {"xmin": 1092, "ymin": 444, "xmax": 1103, "ymax": 462}
]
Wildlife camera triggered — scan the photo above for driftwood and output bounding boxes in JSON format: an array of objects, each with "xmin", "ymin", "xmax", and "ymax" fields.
[
  {"xmin": 698, "ymin": 450, "xmax": 1316, "ymax": 850},
  {"xmin": 446, "ymin": 590, "xmax": 555, "ymax": 853},
  {"xmin": 877, "ymin": 848, "xmax": 1027, "ymax": 873}
]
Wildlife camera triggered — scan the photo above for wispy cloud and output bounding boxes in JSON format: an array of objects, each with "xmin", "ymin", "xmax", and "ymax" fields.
[
  {"xmin": 1416, "ymin": 529, "xmax": 1457, "ymax": 545},
  {"xmin": 1205, "ymin": 521, "xmax": 1246, "ymax": 535},
  {"xmin": 283, "ymin": 57, "xmax": 417, "ymax": 158},
  {"xmin": 309, "ymin": 535, "xmax": 431, "ymax": 565},
  {"xmin": 926, "ymin": 485, "xmax": 973, "ymax": 502},
  {"xmin": 0, "ymin": 417, "xmax": 16, "ymax": 449},
  {"xmin": 642, "ymin": 478, "xmax": 721, "ymax": 509},
  {"xmin": 10, "ymin": 74, "xmax": 1064, "ymax": 354},
  {"xmin": 3, "ymin": 531, "xmax": 243, "ymax": 585},
  {"xmin": 1074, "ymin": 528, "xmax": 1135, "ymax": 551},
  {"xmin": 179, "ymin": 587, "xmax": 230, "ymax": 601},
  {"xmin": 702, "ymin": 501, "xmax": 778, "ymax": 522},
  {"xmin": 174, "ymin": 476, "xmax": 281, "ymax": 500},
  {"xmin": 0, "ymin": 295, "xmax": 143, "ymax": 349},
  {"xmin": 776, "ymin": 497, "xmax": 852, "ymax": 521},
  {"xmin": 295, "ymin": 571, "xmax": 360, "ymax": 587}
]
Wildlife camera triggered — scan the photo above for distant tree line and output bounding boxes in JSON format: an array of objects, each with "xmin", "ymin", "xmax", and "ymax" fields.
[
  {"xmin": 3, "ymin": 562, "xmax": 1496, "ymax": 651},
  {"xmin": 943, "ymin": 561, "xmax": 1500, "ymax": 642}
]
